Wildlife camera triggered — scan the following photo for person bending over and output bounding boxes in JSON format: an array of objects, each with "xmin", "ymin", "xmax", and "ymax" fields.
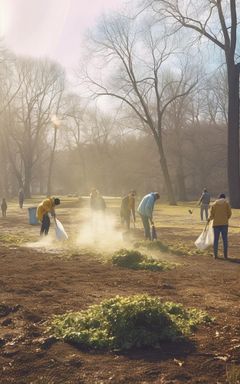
[
  {"xmin": 137, "ymin": 192, "xmax": 160, "ymax": 240},
  {"xmin": 37, "ymin": 197, "xmax": 60, "ymax": 236}
]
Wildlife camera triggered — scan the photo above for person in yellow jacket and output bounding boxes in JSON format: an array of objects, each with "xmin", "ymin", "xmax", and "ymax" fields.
[
  {"xmin": 208, "ymin": 193, "xmax": 231, "ymax": 259},
  {"xmin": 37, "ymin": 197, "xmax": 60, "ymax": 236}
]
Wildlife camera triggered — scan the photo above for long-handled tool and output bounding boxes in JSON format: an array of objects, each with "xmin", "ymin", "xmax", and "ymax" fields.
[{"xmin": 151, "ymin": 222, "xmax": 157, "ymax": 240}]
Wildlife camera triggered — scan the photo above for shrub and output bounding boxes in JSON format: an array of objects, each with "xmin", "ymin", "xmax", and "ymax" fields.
[
  {"xmin": 112, "ymin": 249, "xmax": 173, "ymax": 271},
  {"xmin": 112, "ymin": 249, "xmax": 145, "ymax": 267},
  {"xmin": 49, "ymin": 294, "xmax": 212, "ymax": 351}
]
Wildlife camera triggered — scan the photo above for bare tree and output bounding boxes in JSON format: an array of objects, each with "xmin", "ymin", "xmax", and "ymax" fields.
[
  {"xmin": 63, "ymin": 93, "xmax": 122, "ymax": 193},
  {"xmin": 0, "ymin": 47, "xmax": 25, "ymax": 196},
  {"xmin": 164, "ymin": 74, "xmax": 193, "ymax": 201},
  {"xmin": 204, "ymin": 68, "xmax": 228, "ymax": 125},
  {"xmin": 151, "ymin": 0, "xmax": 240, "ymax": 206},
  {"xmin": 62, "ymin": 94, "xmax": 91, "ymax": 191},
  {"xmin": 8, "ymin": 57, "xmax": 65, "ymax": 197},
  {"xmin": 82, "ymin": 14, "xmax": 196, "ymax": 204}
]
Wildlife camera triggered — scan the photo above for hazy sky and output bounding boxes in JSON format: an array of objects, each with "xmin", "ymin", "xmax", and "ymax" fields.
[{"xmin": 0, "ymin": 0, "xmax": 125, "ymax": 69}]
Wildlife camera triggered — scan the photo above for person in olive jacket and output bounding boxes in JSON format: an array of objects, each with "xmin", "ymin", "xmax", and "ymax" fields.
[
  {"xmin": 120, "ymin": 190, "xmax": 136, "ymax": 230},
  {"xmin": 208, "ymin": 193, "xmax": 232, "ymax": 259}
]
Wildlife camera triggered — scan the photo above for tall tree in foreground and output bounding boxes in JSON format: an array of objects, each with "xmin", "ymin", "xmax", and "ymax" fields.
[
  {"xmin": 83, "ymin": 14, "xmax": 196, "ymax": 204},
  {"xmin": 152, "ymin": 0, "xmax": 240, "ymax": 207}
]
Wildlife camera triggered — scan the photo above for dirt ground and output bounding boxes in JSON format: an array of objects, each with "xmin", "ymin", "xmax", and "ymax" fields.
[{"xmin": 0, "ymin": 198, "xmax": 240, "ymax": 384}]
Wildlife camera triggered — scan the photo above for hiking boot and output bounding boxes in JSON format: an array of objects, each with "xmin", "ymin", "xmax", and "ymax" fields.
[{"xmin": 213, "ymin": 254, "xmax": 218, "ymax": 259}]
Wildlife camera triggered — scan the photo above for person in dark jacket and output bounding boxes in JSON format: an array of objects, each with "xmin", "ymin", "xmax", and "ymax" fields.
[
  {"xmin": 1, "ymin": 198, "xmax": 7, "ymax": 217},
  {"xmin": 137, "ymin": 192, "xmax": 160, "ymax": 240},
  {"xmin": 120, "ymin": 190, "xmax": 136, "ymax": 230},
  {"xmin": 199, "ymin": 188, "xmax": 211, "ymax": 221},
  {"xmin": 18, "ymin": 189, "xmax": 24, "ymax": 209}
]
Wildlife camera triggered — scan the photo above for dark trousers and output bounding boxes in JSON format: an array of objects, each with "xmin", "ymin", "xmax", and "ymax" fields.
[
  {"xmin": 1, "ymin": 209, "xmax": 6, "ymax": 217},
  {"xmin": 40, "ymin": 213, "xmax": 50, "ymax": 236},
  {"xmin": 213, "ymin": 225, "xmax": 228, "ymax": 258},
  {"xmin": 140, "ymin": 214, "xmax": 151, "ymax": 240},
  {"xmin": 121, "ymin": 213, "xmax": 131, "ymax": 230},
  {"xmin": 200, "ymin": 204, "xmax": 209, "ymax": 220}
]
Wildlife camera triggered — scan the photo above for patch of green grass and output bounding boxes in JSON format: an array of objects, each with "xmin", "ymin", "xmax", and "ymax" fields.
[
  {"xmin": 49, "ymin": 294, "xmax": 213, "ymax": 351},
  {"xmin": 112, "ymin": 248, "xmax": 175, "ymax": 271}
]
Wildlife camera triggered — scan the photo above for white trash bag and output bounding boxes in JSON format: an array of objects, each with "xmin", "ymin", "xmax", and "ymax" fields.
[
  {"xmin": 195, "ymin": 223, "xmax": 214, "ymax": 250},
  {"xmin": 55, "ymin": 218, "xmax": 68, "ymax": 240}
]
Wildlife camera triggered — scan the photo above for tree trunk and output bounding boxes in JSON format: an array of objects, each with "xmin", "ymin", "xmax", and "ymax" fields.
[
  {"xmin": 77, "ymin": 145, "xmax": 88, "ymax": 194},
  {"xmin": 2, "ymin": 166, "xmax": 10, "ymax": 198},
  {"xmin": 176, "ymin": 165, "xmax": 187, "ymax": 201},
  {"xmin": 175, "ymin": 134, "xmax": 187, "ymax": 201},
  {"xmin": 24, "ymin": 165, "xmax": 32, "ymax": 198},
  {"xmin": 157, "ymin": 140, "xmax": 177, "ymax": 205},
  {"xmin": 227, "ymin": 62, "xmax": 240, "ymax": 208},
  {"xmin": 39, "ymin": 164, "xmax": 45, "ymax": 194}
]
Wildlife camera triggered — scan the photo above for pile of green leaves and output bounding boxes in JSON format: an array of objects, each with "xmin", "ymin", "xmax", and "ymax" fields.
[
  {"xmin": 134, "ymin": 240, "xmax": 204, "ymax": 257},
  {"xmin": 49, "ymin": 294, "xmax": 212, "ymax": 350},
  {"xmin": 112, "ymin": 248, "xmax": 174, "ymax": 271}
]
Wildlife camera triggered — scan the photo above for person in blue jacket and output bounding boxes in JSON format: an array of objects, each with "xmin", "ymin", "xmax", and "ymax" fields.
[{"xmin": 137, "ymin": 192, "xmax": 160, "ymax": 240}]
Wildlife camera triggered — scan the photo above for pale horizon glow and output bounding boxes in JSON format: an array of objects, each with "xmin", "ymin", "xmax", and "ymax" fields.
[{"xmin": 0, "ymin": 0, "xmax": 125, "ymax": 69}]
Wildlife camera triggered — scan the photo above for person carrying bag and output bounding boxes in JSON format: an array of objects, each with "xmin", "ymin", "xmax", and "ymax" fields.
[{"xmin": 207, "ymin": 193, "xmax": 232, "ymax": 259}]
